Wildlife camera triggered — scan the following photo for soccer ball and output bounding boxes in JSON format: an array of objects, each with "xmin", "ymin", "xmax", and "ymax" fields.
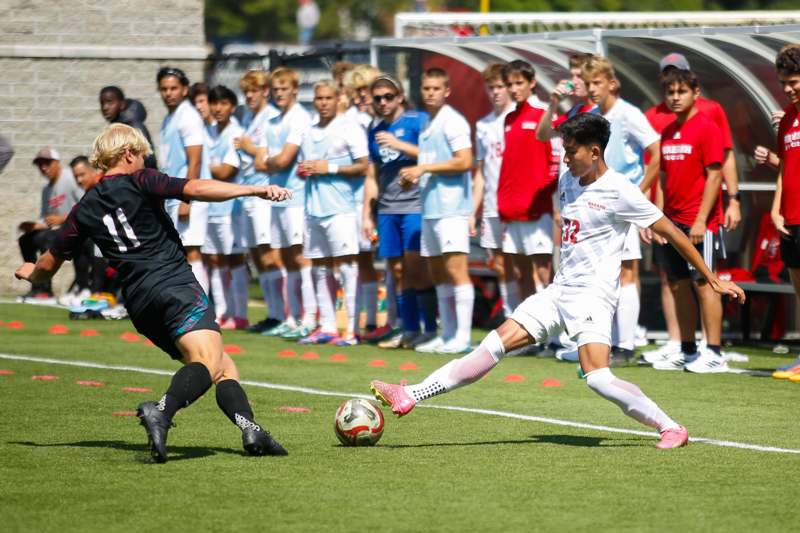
[{"xmin": 334, "ymin": 398, "xmax": 385, "ymax": 446}]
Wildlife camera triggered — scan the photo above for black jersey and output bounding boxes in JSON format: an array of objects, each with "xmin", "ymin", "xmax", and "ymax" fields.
[{"xmin": 50, "ymin": 168, "xmax": 194, "ymax": 316}]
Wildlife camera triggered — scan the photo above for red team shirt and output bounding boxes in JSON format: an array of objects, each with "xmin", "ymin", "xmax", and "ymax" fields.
[
  {"xmin": 777, "ymin": 104, "xmax": 800, "ymax": 225},
  {"xmin": 660, "ymin": 111, "xmax": 725, "ymax": 232},
  {"xmin": 497, "ymin": 99, "xmax": 558, "ymax": 222},
  {"xmin": 645, "ymin": 97, "xmax": 733, "ymax": 150}
]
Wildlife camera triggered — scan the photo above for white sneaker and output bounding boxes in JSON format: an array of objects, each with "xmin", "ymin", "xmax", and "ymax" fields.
[
  {"xmin": 653, "ymin": 351, "xmax": 696, "ymax": 371},
  {"xmin": 641, "ymin": 341, "xmax": 681, "ymax": 365},
  {"xmin": 415, "ymin": 336, "xmax": 446, "ymax": 353},
  {"xmin": 684, "ymin": 349, "xmax": 730, "ymax": 374},
  {"xmin": 436, "ymin": 338, "xmax": 471, "ymax": 355},
  {"xmin": 555, "ymin": 348, "xmax": 579, "ymax": 362},
  {"xmin": 634, "ymin": 325, "xmax": 648, "ymax": 348}
]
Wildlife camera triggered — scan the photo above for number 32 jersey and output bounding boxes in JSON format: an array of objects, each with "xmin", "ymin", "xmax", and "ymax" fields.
[
  {"xmin": 555, "ymin": 168, "xmax": 662, "ymax": 302},
  {"xmin": 50, "ymin": 169, "xmax": 193, "ymax": 316}
]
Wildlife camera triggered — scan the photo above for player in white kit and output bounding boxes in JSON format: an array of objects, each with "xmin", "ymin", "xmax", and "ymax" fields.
[{"xmin": 371, "ymin": 113, "xmax": 745, "ymax": 449}]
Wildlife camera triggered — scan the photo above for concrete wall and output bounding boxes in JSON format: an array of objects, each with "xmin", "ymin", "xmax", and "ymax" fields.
[{"xmin": 0, "ymin": 0, "xmax": 207, "ymax": 296}]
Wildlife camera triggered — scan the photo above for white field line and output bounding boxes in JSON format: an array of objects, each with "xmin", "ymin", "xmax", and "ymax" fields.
[{"xmin": 1, "ymin": 352, "xmax": 798, "ymax": 455}]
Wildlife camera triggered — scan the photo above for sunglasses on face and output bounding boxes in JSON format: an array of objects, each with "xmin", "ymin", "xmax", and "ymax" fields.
[{"xmin": 373, "ymin": 93, "xmax": 397, "ymax": 103}]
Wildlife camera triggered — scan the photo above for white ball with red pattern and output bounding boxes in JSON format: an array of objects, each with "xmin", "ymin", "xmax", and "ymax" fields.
[{"xmin": 334, "ymin": 398, "xmax": 385, "ymax": 446}]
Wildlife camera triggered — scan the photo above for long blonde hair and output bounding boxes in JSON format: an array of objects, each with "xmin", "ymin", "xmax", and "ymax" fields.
[{"xmin": 90, "ymin": 123, "xmax": 152, "ymax": 171}]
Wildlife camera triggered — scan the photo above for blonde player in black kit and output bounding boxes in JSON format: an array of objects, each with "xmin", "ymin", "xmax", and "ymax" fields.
[{"xmin": 15, "ymin": 124, "xmax": 292, "ymax": 463}]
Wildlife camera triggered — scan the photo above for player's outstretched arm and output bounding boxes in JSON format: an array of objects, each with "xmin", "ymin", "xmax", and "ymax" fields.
[
  {"xmin": 650, "ymin": 215, "xmax": 745, "ymax": 303},
  {"xmin": 15, "ymin": 251, "xmax": 65, "ymax": 285},
  {"xmin": 183, "ymin": 179, "xmax": 291, "ymax": 203}
]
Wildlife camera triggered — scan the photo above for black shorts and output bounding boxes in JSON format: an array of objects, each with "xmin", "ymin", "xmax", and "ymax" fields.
[
  {"xmin": 130, "ymin": 282, "xmax": 220, "ymax": 360},
  {"xmin": 658, "ymin": 222, "xmax": 724, "ymax": 282},
  {"xmin": 781, "ymin": 225, "xmax": 800, "ymax": 269}
]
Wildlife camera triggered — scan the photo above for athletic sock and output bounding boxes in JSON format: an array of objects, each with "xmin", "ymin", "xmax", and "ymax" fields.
[
  {"xmin": 400, "ymin": 288, "xmax": 421, "ymax": 334},
  {"xmin": 286, "ymin": 270, "xmax": 302, "ymax": 323},
  {"xmin": 362, "ymin": 281, "xmax": 378, "ymax": 327},
  {"xmin": 436, "ymin": 284, "xmax": 456, "ymax": 339},
  {"xmin": 681, "ymin": 341, "xmax": 697, "ymax": 355},
  {"xmin": 584, "ymin": 367, "xmax": 680, "ymax": 432},
  {"xmin": 404, "ymin": 330, "xmax": 505, "ymax": 402},
  {"xmin": 157, "ymin": 362, "xmax": 213, "ymax": 421},
  {"xmin": 209, "ymin": 266, "xmax": 228, "ymax": 320},
  {"xmin": 258, "ymin": 270, "xmax": 271, "ymax": 310},
  {"xmin": 418, "ymin": 287, "xmax": 438, "ymax": 333},
  {"xmin": 231, "ymin": 264, "xmax": 249, "ymax": 319},
  {"xmin": 299, "ymin": 265, "xmax": 317, "ymax": 328},
  {"xmin": 268, "ymin": 269, "xmax": 287, "ymax": 321},
  {"xmin": 614, "ymin": 283, "xmax": 639, "ymax": 351},
  {"xmin": 339, "ymin": 261, "xmax": 359, "ymax": 335},
  {"xmin": 314, "ymin": 265, "xmax": 337, "ymax": 333},
  {"xmin": 706, "ymin": 344, "xmax": 721, "ymax": 355},
  {"xmin": 189, "ymin": 259, "xmax": 209, "ymax": 295},
  {"xmin": 215, "ymin": 379, "xmax": 261, "ymax": 431},
  {"xmin": 499, "ymin": 280, "xmax": 520, "ymax": 316},
  {"xmin": 453, "ymin": 283, "xmax": 474, "ymax": 346}
]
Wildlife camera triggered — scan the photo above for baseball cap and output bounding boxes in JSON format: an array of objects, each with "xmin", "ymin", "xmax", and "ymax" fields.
[
  {"xmin": 32, "ymin": 147, "xmax": 60, "ymax": 164},
  {"xmin": 659, "ymin": 53, "xmax": 691, "ymax": 72}
]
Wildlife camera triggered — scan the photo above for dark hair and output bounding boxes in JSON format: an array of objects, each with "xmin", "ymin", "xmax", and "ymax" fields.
[
  {"xmin": 660, "ymin": 68, "xmax": 699, "ymax": 91},
  {"xmin": 69, "ymin": 155, "xmax": 90, "ymax": 169},
  {"xmin": 208, "ymin": 85, "xmax": 238, "ymax": 106},
  {"xmin": 568, "ymin": 53, "xmax": 593, "ymax": 70},
  {"xmin": 156, "ymin": 66, "xmax": 189, "ymax": 86},
  {"xmin": 100, "ymin": 86, "xmax": 125, "ymax": 100},
  {"xmin": 188, "ymin": 82, "xmax": 209, "ymax": 104},
  {"xmin": 776, "ymin": 44, "xmax": 800, "ymax": 76},
  {"xmin": 559, "ymin": 113, "xmax": 611, "ymax": 153},
  {"xmin": 502, "ymin": 60, "xmax": 535, "ymax": 83},
  {"xmin": 422, "ymin": 67, "xmax": 449, "ymax": 86}
]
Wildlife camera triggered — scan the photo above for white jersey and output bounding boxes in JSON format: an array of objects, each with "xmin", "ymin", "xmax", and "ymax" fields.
[
  {"xmin": 554, "ymin": 168, "xmax": 662, "ymax": 302},
  {"xmin": 603, "ymin": 98, "xmax": 659, "ymax": 186},
  {"xmin": 239, "ymin": 103, "xmax": 280, "ymax": 184},
  {"xmin": 475, "ymin": 104, "xmax": 513, "ymax": 218}
]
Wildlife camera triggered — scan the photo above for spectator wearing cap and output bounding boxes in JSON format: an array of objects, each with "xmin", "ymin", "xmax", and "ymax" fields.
[
  {"xmin": 17, "ymin": 147, "xmax": 83, "ymax": 300},
  {"xmin": 99, "ymin": 85, "xmax": 157, "ymax": 169}
]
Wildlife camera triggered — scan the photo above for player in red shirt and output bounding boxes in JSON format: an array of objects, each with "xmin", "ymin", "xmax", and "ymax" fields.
[
  {"xmin": 654, "ymin": 69, "xmax": 730, "ymax": 374},
  {"xmin": 497, "ymin": 60, "xmax": 558, "ymax": 300},
  {"xmin": 770, "ymin": 44, "xmax": 800, "ymax": 380}
]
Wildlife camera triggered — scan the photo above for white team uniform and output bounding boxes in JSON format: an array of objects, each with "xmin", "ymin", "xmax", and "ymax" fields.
[
  {"xmin": 160, "ymin": 100, "xmax": 210, "ymax": 246},
  {"xmin": 418, "ymin": 104, "xmax": 473, "ymax": 257},
  {"xmin": 266, "ymin": 102, "xmax": 312, "ymax": 248},
  {"xmin": 603, "ymin": 98, "xmax": 660, "ymax": 261},
  {"xmin": 475, "ymin": 105, "xmax": 513, "ymax": 250},
  {"xmin": 300, "ymin": 115, "xmax": 369, "ymax": 258},
  {"xmin": 238, "ymin": 104, "xmax": 280, "ymax": 248},
  {"xmin": 202, "ymin": 121, "xmax": 245, "ymax": 256},
  {"xmin": 345, "ymin": 106, "xmax": 378, "ymax": 252},
  {"xmin": 510, "ymin": 169, "xmax": 663, "ymax": 347}
]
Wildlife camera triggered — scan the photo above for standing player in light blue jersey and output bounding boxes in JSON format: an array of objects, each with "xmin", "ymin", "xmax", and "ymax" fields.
[
  {"xmin": 254, "ymin": 67, "xmax": 317, "ymax": 339},
  {"xmin": 233, "ymin": 70, "xmax": 286, "ymax": 334},
  {"xmin": 399, "ymin": 68, "xmax": 475, "ymax": 355},
  {"xmin": 582, "ymin": 56, "xmax": 660, "ymax": 363},
  {"xmin": 201, "ymin": 86, "xmax": 250, "ymax": 330},
  {"xmin": 157, "ymin": 66, "xmax": 210, "ymax": 294},
  {"xmin": 296, "ymin": 80, "xmax": 370, "ymax": 346}
]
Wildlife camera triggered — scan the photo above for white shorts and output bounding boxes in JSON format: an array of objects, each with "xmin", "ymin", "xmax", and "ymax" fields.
[
  {"xmin": 502, "ymin": 216, "xmax": 554, "ymax": 256},
  {"xmin": 355, "ymin": 202, "xmax": 375, "ymax": 252},
  {"xmin": 480, "ymin": 216, "xmax": 504, "ymax": 250},
  {"xmin": 304, "ymin": 213, "xmax": 359, "ymax": 259},
  {"xmin": 167, "ymin": 200, "xmax": 208, "ymax": 247},
  {"xmin": 621, "ymin": 224, "xmax": 642, "ymax": 261},
  {"xmin": 239, "ymin": 196, "xmax": 271, "ymax": 248},
  {"xmin": 202, "ymin": 217, "xmax": 244, "ymax": 255},
  {"xmin": 510, "ymin": 284, "xmax": 614, "ymax": 347},
  {"xmin": 270, "ymin": 206, "xmax": 305, "ymax": 248},
  {"xmin": 421, "ymin": 215, "xmax": 471, "ymax": 257}
]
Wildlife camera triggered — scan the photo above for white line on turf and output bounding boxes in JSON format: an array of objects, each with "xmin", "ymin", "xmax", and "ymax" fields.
[{"xmin": 2, "ymin": 352, "xmax": 798, "ymax": 455}]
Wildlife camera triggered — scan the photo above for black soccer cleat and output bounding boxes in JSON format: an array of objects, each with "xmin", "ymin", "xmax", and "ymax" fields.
[
  {"xmin": 242, "ymin": 428, "xmax": 288, "ymax": 456},
  {"xmin": 136, "ymin": 401, "xmax": 172, "ymax": 463}
]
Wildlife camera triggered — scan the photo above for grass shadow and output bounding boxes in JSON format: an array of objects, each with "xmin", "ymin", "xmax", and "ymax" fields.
[
  {"xmin": 9, "ymin": 440, "xmax": 245, "ymax": 462},
  {"xmin": 366, "ymin": 434, "xmax": 642, "ymax": 449}
]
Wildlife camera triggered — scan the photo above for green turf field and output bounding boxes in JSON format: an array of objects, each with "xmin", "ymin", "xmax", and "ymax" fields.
[{"xmin": 1, "ymin": 302, "xmax": 799, "ymax": 532}]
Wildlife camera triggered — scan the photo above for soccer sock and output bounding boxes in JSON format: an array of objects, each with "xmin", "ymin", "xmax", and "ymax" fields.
[
  {"xmin": 258, "ymin": 270, "xmax": 271, "ymax": 309},
  {"xmin": 584, "ymin": 367, "xmax": 680, "ymax": 432},
  {"xmin": 268, "ymin": 269, "xmax": 287, "ymax": 321},
  {"xmin": 157, "ymin": 362, "xmax": 213, "ymax": 421},
  {"xmin": 231, "ymin": 265, "xmax": 249, "ymax": 320},
  {"xmin": 209, "ymin": 266, "xmax": 228, "ymax": 320},
  {"xmin": 339, "ymin": 261, "xmax": 359, "ymax": 335},
  {"xmin": 222, "ymin": 268, "xmax": 235, "ymax": 319},
  {"xmin": 417, "ymin": 287, "xmax": 438, "ymax": 334},
  {"xmin": 362, "ymin": 281, "xmax": 378, "ymax": 327},
  {"xmin": 189, "ymin": 260, "xmax": 209, "ymax": 295},
  {"xmin": 615, "ymin": 283, "xmax": 639, "ymax": 351},
  {"xmin": 300, "ymin": 265, "xmax": 317, "ymax": 327},
  {"xmin": 436, "ymin": 284, "xmax": 456, "ymax": 339},
  {"xmin": 453, "ymin": 283, "xmax": 474, "ymax": 346},
  {"xmin": 313, "ymin": 265, "xmax": 337, "ymax": 333},
  {"xmin": 706, "ymin": 344, "xmax": 721, "ymax": 355},
  {"xmin": 215, "ymin": 379, "xmax": 260, "ymax": 431},
  {"xmin": 499, "ymin": 280, "xmax": 520, "ymax": 316},
  {"xmin": 400, "ymin": 288, "xmax": 421, "ymax": 334},
  {"xmin": 404, "ymin": 330, "xmax": 505, "ymax": 402},
  {"xmin": 286, "ymin": 270, "xmax": 302, "ymax": 323},
  {"xmin": 681, "ymin": 341, "xmax": 697, "ymax": 355}
]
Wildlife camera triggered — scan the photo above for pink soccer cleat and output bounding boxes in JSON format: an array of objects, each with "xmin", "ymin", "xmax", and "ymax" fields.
[
  {"xmin": 656, "ymin": 426, "xmax": 689, "ymax": 449},
  {"xmin": 370, "ymin": 380, "xmax": 416, "ymax": 417}
]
